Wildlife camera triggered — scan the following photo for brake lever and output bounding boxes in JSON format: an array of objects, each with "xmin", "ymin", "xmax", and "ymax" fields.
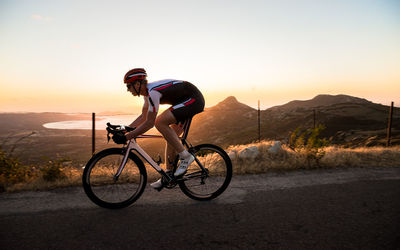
[{"xmin": 106, "ymin": 127, "xmax": 111, "ymax": 143}]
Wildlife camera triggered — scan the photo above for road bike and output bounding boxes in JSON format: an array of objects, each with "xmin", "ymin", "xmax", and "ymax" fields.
[{"xmin": 82, "ymin": 118, "xmax": 232, "ymax": 209}]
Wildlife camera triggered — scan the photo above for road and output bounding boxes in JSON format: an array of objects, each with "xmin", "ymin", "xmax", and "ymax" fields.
[{"xmin": 1, "ymin": 167, "xmax": 399, "ymax": 249}]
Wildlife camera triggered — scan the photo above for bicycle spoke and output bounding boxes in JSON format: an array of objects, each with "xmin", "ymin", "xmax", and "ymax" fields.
[
  {"xmin": 83, "ymin": 148, "xmax": 146, "ymax": 208},
  {"xmin": 179, "ymin": 145, "xmax": 232, "ymax": 200}
]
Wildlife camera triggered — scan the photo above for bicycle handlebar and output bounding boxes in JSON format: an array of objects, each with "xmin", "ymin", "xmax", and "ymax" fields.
[
  {"xmin": 106, "ymin": 122, "xmax": 163, "ymax": 143},
  {"xmin": 106, "ymin": 122, "xmax": 135, "ymax": 133},
  {"xmin": 106, "ymin": 123, "xmax": 135, "ymax": 143}
]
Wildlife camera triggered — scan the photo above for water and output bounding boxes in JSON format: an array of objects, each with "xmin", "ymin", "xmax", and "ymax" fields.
[{"xmin": 43, "ymin": 114, "xmax": 138, "ymax": 130}]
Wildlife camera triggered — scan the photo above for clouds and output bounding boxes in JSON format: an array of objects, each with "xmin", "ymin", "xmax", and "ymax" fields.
[{"xmin": 31, "ymin": 14, "xmax": 52, "ymax": 21}]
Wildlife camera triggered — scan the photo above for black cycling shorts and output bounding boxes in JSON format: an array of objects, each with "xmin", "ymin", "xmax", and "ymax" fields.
[{"xmin": 169, "ymin": 92, "xmax": 205, "ymax": 124}]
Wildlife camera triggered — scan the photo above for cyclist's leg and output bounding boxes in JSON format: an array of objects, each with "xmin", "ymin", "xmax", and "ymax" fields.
[
  {"xmin": 156, "ymin": 97, "xmax": 203, "ymax": 176},
  {"xmin": 165, "ymin": 124, "xmax": 184, "ymax": 171},
  {"xmin": 150, "ymin": 112, "xmax": 183, "ymax": 189},
  {"xmin": 155, "ymin": 110, "xmax": 186, "ymax": 155}
]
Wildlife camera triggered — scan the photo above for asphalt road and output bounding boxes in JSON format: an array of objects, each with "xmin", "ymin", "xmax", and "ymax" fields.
[{"xmin": 1, "ymin": 167, "xmax": 399, "ymax": 249}]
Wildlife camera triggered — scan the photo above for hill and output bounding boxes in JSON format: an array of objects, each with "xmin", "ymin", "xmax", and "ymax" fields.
[
  {"xmin": 189, "ymin": 94, "xmax": 400, "ymax": 147},
  {"xmin": 1, "ymin": 94, "xmax": 399, "ymax": 165},
  {"xmin": 189, "ymin": 96, "xmax": 257, "ymax": 145},
  {"xmin": 269, "ymin": 94, "xmax": 372, "ymax": 112}
]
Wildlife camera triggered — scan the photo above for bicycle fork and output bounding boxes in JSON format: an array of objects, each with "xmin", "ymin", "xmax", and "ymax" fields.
[{"xmin": 113, "ymin": 147, "xmax": 130, "ymax": 182}]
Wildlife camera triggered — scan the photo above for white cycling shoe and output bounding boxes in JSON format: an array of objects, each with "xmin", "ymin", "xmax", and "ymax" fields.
[
  {"xmin": 150, "ymin": 171, "xmax": 172, "ymax": 190},
  {"xmin": 150, "ymin": 178, "xmax": 163, "ymax": 189},
  {"xmin": 174, "ymin": 154, "xmax": 195, "ymax": 177}
]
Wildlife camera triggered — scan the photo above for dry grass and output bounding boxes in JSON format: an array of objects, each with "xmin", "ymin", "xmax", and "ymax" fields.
[
  {"xmin": 321, "ymin": 146, "xmax": 400, "ymax": 168},
  {"xmin": 227, "ymin": 141, "xmax": 400, "ymax": 175},
  {"xmin": 5, "ymin": 167, "xmax": 83, "ymax": 192},
  {"xmin": 3, "ymin": 141, "xmax": 400, "ymax": 192}
]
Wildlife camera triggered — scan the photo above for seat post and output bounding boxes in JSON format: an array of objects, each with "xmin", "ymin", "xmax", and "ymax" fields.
[{"xmin": 182, "ymin": 117, "xmax": 192, "ymax": 140}]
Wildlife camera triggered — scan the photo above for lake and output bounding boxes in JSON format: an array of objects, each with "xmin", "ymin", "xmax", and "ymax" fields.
[{"xmin": 43, "ymin": 114, "xmax": 138, "ymax": 130}]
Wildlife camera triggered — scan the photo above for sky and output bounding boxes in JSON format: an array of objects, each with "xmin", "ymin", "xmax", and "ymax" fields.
[{"xmin": 1, "ymin": 0, "xmax": 399, "ymax": 113}]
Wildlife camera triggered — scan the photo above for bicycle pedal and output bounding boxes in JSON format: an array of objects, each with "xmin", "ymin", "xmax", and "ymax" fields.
[{"xmin": 174, "ymin": 176, "xmax": 184, "ymax": 182}]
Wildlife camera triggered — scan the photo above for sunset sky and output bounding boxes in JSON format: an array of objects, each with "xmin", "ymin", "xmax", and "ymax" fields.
[{"xmin": 1, "ymin": 0, "xmax": 399, "ymax": 113}]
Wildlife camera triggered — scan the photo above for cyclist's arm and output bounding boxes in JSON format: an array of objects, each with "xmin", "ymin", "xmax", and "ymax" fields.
[
  {"xmin": 126, "ymin": 111, "xmax": 156, "ymax": 140},
  {"xmin": 128, "ymin": 97, "xmax": 149, "ymax": 128},
  {"xmin": 126, "ymin": 92, "xmax": 160, "ymax": 140}
]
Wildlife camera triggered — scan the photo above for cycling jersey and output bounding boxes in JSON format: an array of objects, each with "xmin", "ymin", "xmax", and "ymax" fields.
[{"xmin": 145, "ymin": 79, "xmax": 205, "ymax": 123}]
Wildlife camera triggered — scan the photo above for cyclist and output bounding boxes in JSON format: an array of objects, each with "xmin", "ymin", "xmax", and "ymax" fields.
[{"xmin": 114, "ymin": 68, "xmax": 205, "ymax": 189}]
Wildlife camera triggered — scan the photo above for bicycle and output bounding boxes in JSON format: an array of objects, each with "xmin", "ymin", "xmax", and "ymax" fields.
[{"xmin": 82, "ymin": 118, "xmax": 232, "ymax": 209}]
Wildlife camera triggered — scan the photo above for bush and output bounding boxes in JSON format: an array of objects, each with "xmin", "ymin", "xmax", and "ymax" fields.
[
  {"xmin": 0, "ymin": 148, "xmax": 35, "ymax": 191},
  {"xmin": 289, "ymin": 125, "xmax": 328, "ymax": 167},
  {"xmin": 40, "ymin": 158, "xmax": 68, "ymax": 182}
]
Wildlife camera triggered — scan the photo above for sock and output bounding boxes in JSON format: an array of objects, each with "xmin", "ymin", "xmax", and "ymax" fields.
[{"xmin": 179, "ymin": 150, "xmax": 191, "ymax": 159}]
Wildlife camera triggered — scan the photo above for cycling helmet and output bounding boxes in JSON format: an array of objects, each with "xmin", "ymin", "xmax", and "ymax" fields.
[{"xmin": 124, "ymin": 68, "xmax": 147, "ymax": 83}]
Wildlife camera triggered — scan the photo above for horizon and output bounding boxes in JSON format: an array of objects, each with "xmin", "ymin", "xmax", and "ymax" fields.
[
  {"xmin": 1, "ymin": 0, "xmax": 399, "ymax": 113},
  {"xmin": 0, "ymin": 93, "xmax": 398, "ymax": 114}
]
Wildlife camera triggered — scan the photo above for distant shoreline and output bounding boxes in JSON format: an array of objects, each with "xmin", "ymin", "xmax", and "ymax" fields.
[
  {"xmin": 0, "ymin": 111, "xmax": 135, "ymax": 116},
  {"xmin": 0, "ymin": 112, "xmax": 137, "ymax": 135},
  {"xmin": 42, "ymin": 114, "xmax": 138, "ymax": 130}
]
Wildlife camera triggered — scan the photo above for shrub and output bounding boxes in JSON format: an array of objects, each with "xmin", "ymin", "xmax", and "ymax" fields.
[
  {"xmin": 289, "ymin": 125, "xmax": 328, "ymax": 167},
  {"xmin": 0, "ymin": 148, "xmax": 35, "ymax": 191},
  {"xmin": 40, "ymin": 158, "xmax": 69, "ymax": 182}
]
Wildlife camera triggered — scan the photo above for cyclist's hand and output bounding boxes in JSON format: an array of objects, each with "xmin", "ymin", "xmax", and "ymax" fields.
[{"xmin": 112, "ymin": 132, "xmax": 127, "ymax": 144}]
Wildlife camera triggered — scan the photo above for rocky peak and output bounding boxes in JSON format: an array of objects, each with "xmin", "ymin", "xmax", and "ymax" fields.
[{"xmin": 210, "ymin": 96, "xmax": 254, "ymax": 111}]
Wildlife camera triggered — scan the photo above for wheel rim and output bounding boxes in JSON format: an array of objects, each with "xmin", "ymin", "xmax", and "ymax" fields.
[
  {"xmin": 183, "ymin": 146, "xmax": 230, "ymax": 198},
  {"xmin": 87, "ymin": 153, "xmax": 144, "ymax": 205}
]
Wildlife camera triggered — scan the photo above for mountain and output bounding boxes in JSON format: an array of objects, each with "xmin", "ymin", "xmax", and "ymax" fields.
[
  {"xmin": 207, "ymin": 96, "xmax": 254, "ymax": 112},
  {"xmin": 189, "ymin": 94, "xmax": 400, "ymax": 147},
  {"xmin": 1, "ymin": 94, "xmax": 398, "ymax": 165},
  {"xmin": 189, "ymin": 96, "xmax": 258, "ymax": 145},
  {"xmin": 269, "ymin": 94, "xmax": 372, "ymax": 112}
]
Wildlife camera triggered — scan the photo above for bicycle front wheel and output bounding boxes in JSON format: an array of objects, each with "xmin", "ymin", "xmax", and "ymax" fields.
[
  {"xmin": 179, "ymin": 144, "xmax": 232, "ymax": 201},
  {"xmin": 82, "ymin": 148, "xmax": 147, "ymax": 209}
]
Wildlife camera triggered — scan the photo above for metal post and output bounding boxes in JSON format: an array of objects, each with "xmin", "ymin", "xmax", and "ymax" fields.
[
  {"xmin": 92, "ymin": 112, "xmax": 95, "ymax": 154},
  {"xmin": 386, "ymin": 102, "xmax": 394, "ymax": 146},
  {"xmin": 258, "ymin": 100, "xmax": 261, "ymax": 142}
]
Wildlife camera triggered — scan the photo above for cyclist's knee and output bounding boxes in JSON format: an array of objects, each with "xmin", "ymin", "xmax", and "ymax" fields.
[
  {"xmin": 154, "ymin": 117, "xmax": 164, "ymax": 130},
  {"xmin": 155, "ymin": 111, "xmax": 176, "ymax": 130},
  {"xmin": 155, "ymin": 116, "xmax": 170, "ymax": 131}
]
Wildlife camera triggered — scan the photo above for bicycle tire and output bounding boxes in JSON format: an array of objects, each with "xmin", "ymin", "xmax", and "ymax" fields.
[
  {"xmin": 82, "ymin": 148, "xmax": 147, "ymax": 209},
  {"xmin": 179, "ymin": 144, "xmax": 232, "ymax": 201}
]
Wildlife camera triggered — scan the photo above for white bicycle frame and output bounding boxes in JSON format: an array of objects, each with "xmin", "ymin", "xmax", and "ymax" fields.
[
  {"xmin": 114, "ymin": 135, "xmax": 173, "ymax": 180},
  {"xmin": 112, "ymin": 118, "xmax": 198, "ymax": 182}
]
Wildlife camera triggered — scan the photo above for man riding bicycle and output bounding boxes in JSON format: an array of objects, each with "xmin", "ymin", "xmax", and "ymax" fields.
[{"xmin": 114, "ymin": 68, "xmax": 205, "ymax": 189}]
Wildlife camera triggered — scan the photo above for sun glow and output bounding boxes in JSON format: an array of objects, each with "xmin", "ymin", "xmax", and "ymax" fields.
[{"xmin": 1, "ymin": 0, "xmax": 399, "ymax": 112}]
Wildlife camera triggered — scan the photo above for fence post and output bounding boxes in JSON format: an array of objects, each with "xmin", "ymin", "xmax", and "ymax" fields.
[
  {"xmin": 92, "ymin": 112, "xmax": 95, "ymax": 154},
  {"xmin": 258, "ymin": 100, "xmax": 261, "ymax": 142},
  {"xmin": 386, "ymin": 102, "xmax": 394, "ymax": 146}
]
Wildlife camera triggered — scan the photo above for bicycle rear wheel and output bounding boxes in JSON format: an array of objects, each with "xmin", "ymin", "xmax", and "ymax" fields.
[
  {"xmin": 179, "ymin": 144, "xmax": 232, "ymax": 201},
  {"xmin": 82, "ymin": 148, "xmax": 147, "ymax": 209}
]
